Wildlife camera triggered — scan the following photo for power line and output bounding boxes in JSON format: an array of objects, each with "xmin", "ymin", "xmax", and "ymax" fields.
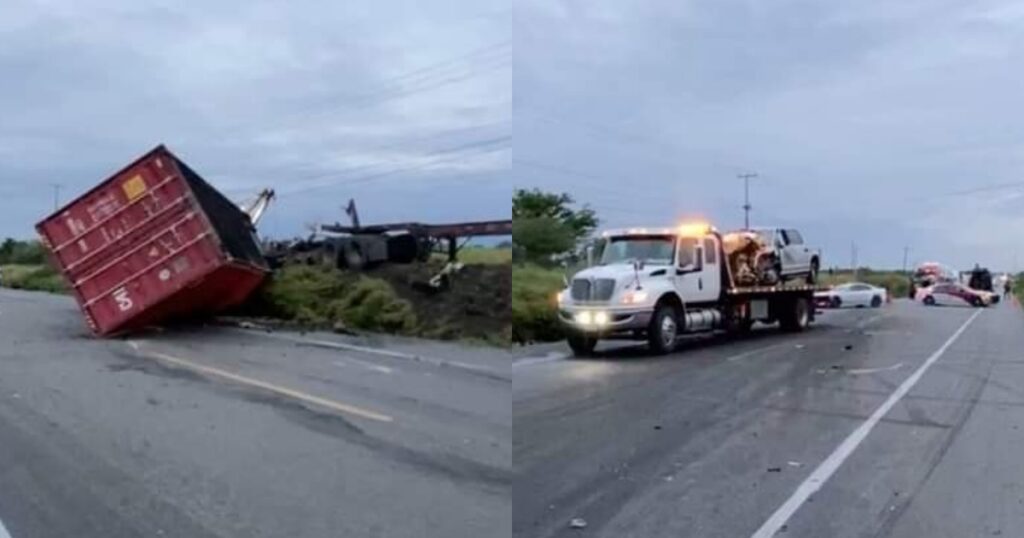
[
  {"xmin": 517, "ymin": 104, "xmax": 746, "ymax": 172},
  {"xmin": 212, "ymin": 42, "xmax": 510, "ymax": 140},
  {"xmin": 277, "ymin": 137, "xmax": 508, "ymax": 198},
  {"xmin": 219, "ymin": 122, "xmax": 508, "ymax": 194}
]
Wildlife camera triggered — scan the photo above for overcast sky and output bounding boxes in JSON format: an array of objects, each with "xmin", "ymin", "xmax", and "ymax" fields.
[
  {"xmin": 0, "ymin": 0, "xmax": 509, "ymax": 240},
  {"xmin": 515, "ymin": 0, "xmax": 1024, "ymax": 271}
]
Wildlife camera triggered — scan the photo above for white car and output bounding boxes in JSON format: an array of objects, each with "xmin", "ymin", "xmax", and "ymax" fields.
[{"xmin": 814, "ymin": 282, "xmax": 887, "ymax": 308}]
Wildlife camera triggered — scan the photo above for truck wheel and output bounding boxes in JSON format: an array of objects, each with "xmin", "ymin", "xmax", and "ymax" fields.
[
  {"xmin": 871, "ymin": 295, "xmax": 882, "ymax": 308},
  {"xmin": 830, "ymin": 296, "xmax": 842, "ymax": 308},
  {"xmin": 780, "ymin": 297, "xmax": 810, "ymax": 332},
  {"xmin": 567, "ymin": 333, "xmax": 597, "ymax": 357},
  {"xmin": 647, "ymin": 303, "xmax": 680, "ymax": 354},
  {"xmin": 923, "ymin": 295, "xmax": 935, "ymax": 306},
  {"xmin": 806, "ymin": 259, "xmax": 819, "ymax": 285}
]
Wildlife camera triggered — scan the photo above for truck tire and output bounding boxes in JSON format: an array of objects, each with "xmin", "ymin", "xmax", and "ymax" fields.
[
  {"xmin": 923, "ymin": 295, "xmax": 935, "ymax": 306},
  {"xmin": 871, "ymin": 295, "xmax": 882, "ymax": 308},
  {"xmin": 779, "ymin": 297, "xmax": 810, "ymax": 332},
  {"xmin": 567, "ymin": 333, "xmax": 597, "ymax": 357},
  {"xmin": 806, "ymin": 259, "xmax": 819, "ymax": 285},
  {"xmin": 647, "ymin": 303, "xmax": 680, "ymax": 355}
]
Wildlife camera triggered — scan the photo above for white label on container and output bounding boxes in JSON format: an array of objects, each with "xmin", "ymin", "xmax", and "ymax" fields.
[{"xmin": 113, "ymin": 287, "xmax": 134, "ymax": 312}]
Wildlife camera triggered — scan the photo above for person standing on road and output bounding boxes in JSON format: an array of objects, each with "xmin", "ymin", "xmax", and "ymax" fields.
[{"xmin": 1005, "ymin": 278, "xmax": 1013, "ymax": 299}]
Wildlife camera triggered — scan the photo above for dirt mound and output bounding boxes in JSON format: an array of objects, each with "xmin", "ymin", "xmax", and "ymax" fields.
[{"xmin": 369, "ymin": 262, "xmax": 511, "ymax": 342}]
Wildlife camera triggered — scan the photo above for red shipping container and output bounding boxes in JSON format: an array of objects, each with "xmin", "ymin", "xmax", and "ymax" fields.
[{"xmin": 36, "ymin": 145, "xmax": 269, "ymax": 336}]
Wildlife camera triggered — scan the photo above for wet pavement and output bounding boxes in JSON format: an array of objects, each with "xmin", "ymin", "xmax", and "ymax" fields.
[
  {"xmin": 514, "ymin": 300, "xmax": 1024, "ymax": 538},
  {"xmin": 0, "ymin": 288, "xmax": 510, "ymax": 538}
]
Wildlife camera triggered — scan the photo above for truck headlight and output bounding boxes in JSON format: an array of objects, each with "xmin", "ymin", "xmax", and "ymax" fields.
[
  {"xmin": 576, "ymin": 311, "xmax": 592, "ymax": 325},
  {"xmin": 594, "ymin": 311, "xmax": 609, "ymax": 325},
  {"xmin": 621, "ymin": 290, "xmax": 649, "ymax": 304}
]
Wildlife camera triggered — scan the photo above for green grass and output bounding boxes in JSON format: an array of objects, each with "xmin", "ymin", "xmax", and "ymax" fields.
[
  {"xmin": 511, "ymin": 263, "xmax": 567, "ymax": 344},
  {"xmin": 248, "ymin": 265, "xmax": 418, "ymax": 334},
  {"xmin": 431, "ymin": 247, "xmax": 512, "ymax": 265},
  {"xmin": 0, "ymin": 264, "xmax": 67, "ymax": 294}
]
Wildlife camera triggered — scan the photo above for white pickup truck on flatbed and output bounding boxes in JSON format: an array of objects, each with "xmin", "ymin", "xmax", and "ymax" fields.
[{"xmin": 556, "ymin": 223, "xmax": 824, "ymax": 356}]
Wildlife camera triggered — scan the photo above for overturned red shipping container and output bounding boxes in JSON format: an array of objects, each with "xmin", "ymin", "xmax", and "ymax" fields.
[{"xmin": 36, "ymin": 145, "xmax": 269, "ymax": 336}]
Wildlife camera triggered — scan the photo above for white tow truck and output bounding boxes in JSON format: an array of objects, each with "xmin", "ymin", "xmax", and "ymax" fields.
[{"xmin": 556, "ymin": 223, "xmax": 824, "ymax": 356}]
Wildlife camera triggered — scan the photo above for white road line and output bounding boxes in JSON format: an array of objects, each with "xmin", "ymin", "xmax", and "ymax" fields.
[
  {"xmin": 513, "ymin": 352, "xmax": 568, "ymax": 367},
  {"xmin": 750, "ymin": 308, "xmax": 982, "ymax": 538},
  {"xmin": 333, "ymin": 358, "xmax": 393, "ymax": 374},
  {"xmin": 243, "ymin": 330, "xmax": 499, "ymax": 376},
  {"xmin": 126, "ymin": 342, "xmax": 393, "ymax": 423},
  {"xmin": 855, "ymin": 313, "xmax": 887, "ymax": 329},
  {"xmin": 846, "ymin": 362, "xmax": 903, "ymax": 375},
  {"xmin": 726, "ymin": 343, "xmax": 789, "ymax": 362}
]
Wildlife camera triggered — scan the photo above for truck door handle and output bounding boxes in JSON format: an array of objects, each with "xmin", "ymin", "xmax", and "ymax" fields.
[{"xmin": 699, "ymin": 278, "xmax": 703, "ymax": 290}]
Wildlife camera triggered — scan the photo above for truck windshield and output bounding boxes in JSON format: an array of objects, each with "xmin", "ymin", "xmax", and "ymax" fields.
[{"xmin": 600, "ymin": 235, "xmax": 675, "ymax": 265}]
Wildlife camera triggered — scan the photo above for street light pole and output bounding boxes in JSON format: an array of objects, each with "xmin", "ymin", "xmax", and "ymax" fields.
[
  {"xmin": 49, "ymin": 183, "xmax": 62, "ymax": 212},
  {"xmin": 738, "ymin": 173, "xmax": 758, "ymax": 229}
]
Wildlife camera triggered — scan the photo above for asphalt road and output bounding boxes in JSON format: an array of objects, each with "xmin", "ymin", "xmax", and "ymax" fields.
[
  {"xmin": 514, "ymin": 298, "xmax": 1024, "ymax": 538},
  {"xmin": 0, "ymin": 288, "xmax": 511, "ymax": 538}
]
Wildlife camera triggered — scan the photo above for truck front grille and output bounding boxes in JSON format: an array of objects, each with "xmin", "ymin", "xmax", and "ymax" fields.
[
  {"xmin": 571, "ymin": 278, "xmax": 616, "ymax": 301},
  {"xmin": 570, "ymin": 279, "xmax": 591, "ymax": 301}
]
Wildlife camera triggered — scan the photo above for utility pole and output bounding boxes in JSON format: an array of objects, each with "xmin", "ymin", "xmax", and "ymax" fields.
[
  {"xmin": 851, "ymin": 241, "xmax": 858, "ymax": 278},
  {"xmin": 738, "ymin": 173, "xmax": 758, "ymax": 229},
  {"xmin": 49, "ymin": 183, "xmax": 62, "ymax": 211}
]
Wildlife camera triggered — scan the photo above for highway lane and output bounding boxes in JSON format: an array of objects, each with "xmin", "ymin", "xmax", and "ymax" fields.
[
  {"xmin": 513, "ymin": 300, "xmax": 1024, "ymax": 538},
  {"xmin": 0, "ymin": 288, "xmax": 510, "ymax": 538}
]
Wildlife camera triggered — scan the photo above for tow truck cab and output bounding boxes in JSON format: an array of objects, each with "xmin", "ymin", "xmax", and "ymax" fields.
[{"xmin": 557, "ymin": 223, "xmax": 818, "ymax": 356}]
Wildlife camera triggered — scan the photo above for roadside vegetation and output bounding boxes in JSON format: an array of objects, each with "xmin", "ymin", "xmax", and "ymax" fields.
[
  {"xmin": 0, "ymin": 238, "xmax": 66, "ymax": 293},
  {"xmin": 512, "ymin": 263, "xmax": 566, "ymax": 344},
  {"xmin": 246, "ymin": 265, "xmax": 419, "ymax": 333},
  {"xmin": 511, "ymin": 189, "xmax": 597, "ymax": 344},
  {"xmin": 432, "ymin": 245, "xmax": 512, "ymax": 265},
  {"xmin": 241, "ymin": 246, "xmax": 512, "ymax": 343}
]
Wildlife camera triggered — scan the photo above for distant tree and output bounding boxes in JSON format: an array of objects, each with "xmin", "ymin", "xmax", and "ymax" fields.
[
  {"xmin": 512, "ymin": 189, "xmax": 598, "ymax": 244},
  {"xmin": 0, "ymin": 239, "xmax": 46, "ymax": 265},
  {"xmin": 0, "ymin": 238, "xmax": 15, "ymax": 263},
  {"xmin": 512, "ymin": 217, "xmax": 575, "ymax": 263}
]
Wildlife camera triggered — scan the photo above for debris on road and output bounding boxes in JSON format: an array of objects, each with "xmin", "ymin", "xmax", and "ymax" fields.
[
  {"xmin": 569, "ymin": 517, "xmax": 588, "ymax": 529},
  {"xmin": 767, "ymin": 467, "xmax": 782, "ymax": 473},
  {"xmin": 787, "ymin": 461, "xmax": 803, "ymax": 468},
  {"xmin": 844, "ymin": 344, "xmax": 854, "ymax": 350}
]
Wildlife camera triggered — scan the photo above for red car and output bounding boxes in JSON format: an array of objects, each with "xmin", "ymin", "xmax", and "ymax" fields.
[{"xmin": 917, "ymin": 282, "xmax": 995, "ymax": 307}]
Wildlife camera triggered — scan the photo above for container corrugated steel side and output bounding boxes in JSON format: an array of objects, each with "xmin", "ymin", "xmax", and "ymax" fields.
[{"xmin": 36, "ymin": 145, "xmax": 269, "ymax": 336}]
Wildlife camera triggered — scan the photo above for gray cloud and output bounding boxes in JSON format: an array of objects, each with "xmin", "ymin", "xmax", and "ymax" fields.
[
  {"xmin": 515, "ymin": 0, "xmax": 1024, "ymax": 270},
  {"xmin": 0, "ymin": 0, "xmax": 510, "ymax": 239}
]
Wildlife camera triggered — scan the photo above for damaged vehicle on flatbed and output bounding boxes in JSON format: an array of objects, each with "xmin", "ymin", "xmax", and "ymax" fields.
[{"xmin": 556, "ymin": 223, "xmax": 825, "ymax": 356}]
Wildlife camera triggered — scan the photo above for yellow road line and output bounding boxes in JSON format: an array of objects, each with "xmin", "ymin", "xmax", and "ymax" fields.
[{"xmin": 127, "ymin": 342, "xmax": 393, "ymax": 423}]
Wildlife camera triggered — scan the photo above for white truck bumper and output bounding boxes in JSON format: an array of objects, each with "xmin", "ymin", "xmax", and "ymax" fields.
[{"xmin": 558, "ymin": 305, "xmax": 654, "ymax": 333}]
